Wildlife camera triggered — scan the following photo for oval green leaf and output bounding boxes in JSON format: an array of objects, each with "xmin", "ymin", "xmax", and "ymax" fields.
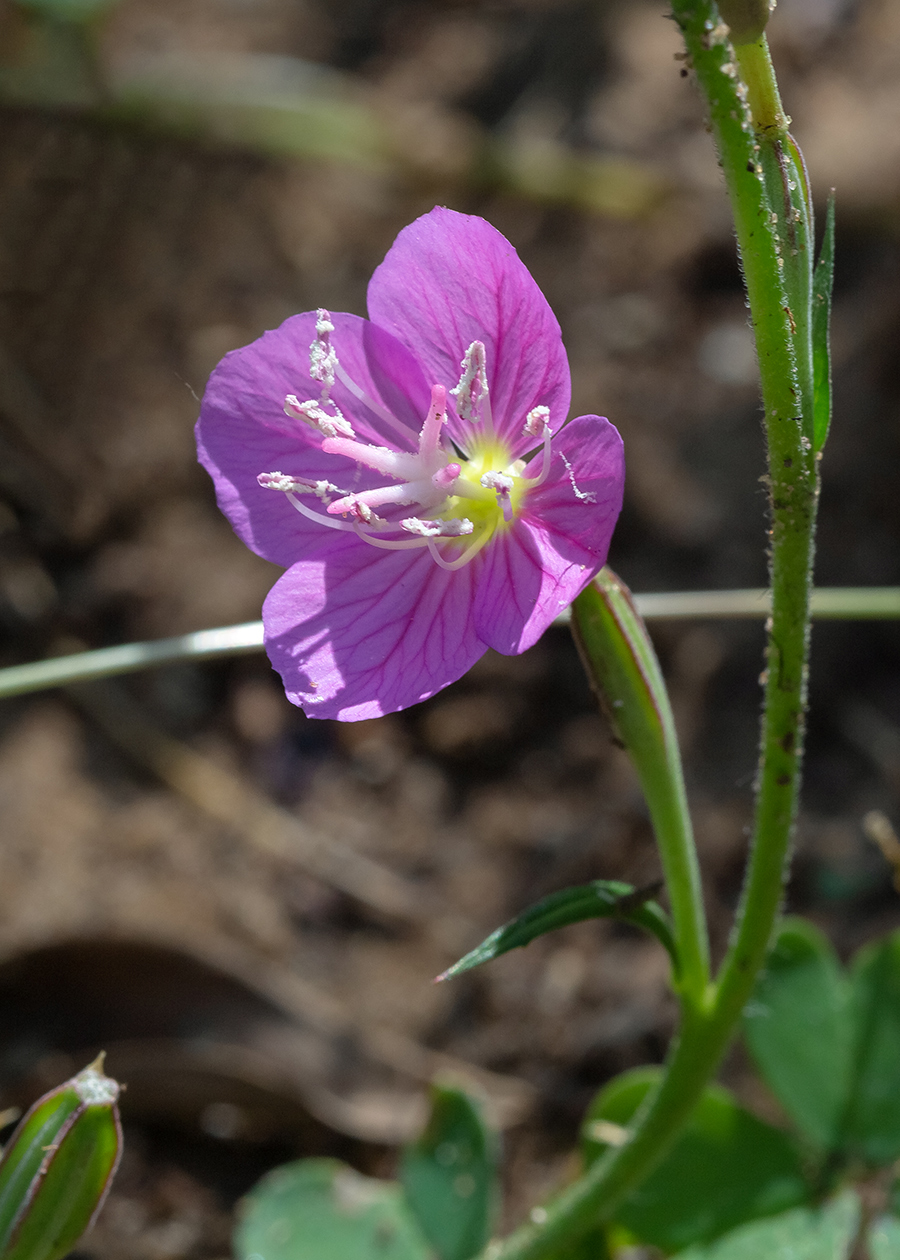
[
  {"xmin": 234, "ymin": 1159, "xmax": 433, "ymax": 1260},
  {"xmin": 583, "ymin": 1068, "xmax": 809, "ymax": 1253},
  {"xmin": 843, "ymin": 930, "xmax": 900, "ymax": 1164},
  {"xmin": 673, "ymin": 1191, "xmax": 859, "ymax": 1260},
  {"xmin": 400, "ymin": 1084, "xmax": 497, "ymax": 1260},
  {"xmin": 743, "ymin": 918, "xmax": 853, "ymax": 1151}
]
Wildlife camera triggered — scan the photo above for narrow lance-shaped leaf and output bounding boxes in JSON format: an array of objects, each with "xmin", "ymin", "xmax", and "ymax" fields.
[
  {"xmin": 755, "ymin": 133, "xmax": 815, "ymax": 447},
  {"xmin": 0, "ymin": 1055, "xmax": 122, "ymax": 1260},
  {"xmin": 812, "ymin": 193, "xmax": 836, "ymax": 452},
  {"xmin": 400, "ymin": 1083, "xmax": 498, "ymax": 1260},
  {"xmin": 435, "ymin": 880, "xmax": 676, "ymax": 983}
]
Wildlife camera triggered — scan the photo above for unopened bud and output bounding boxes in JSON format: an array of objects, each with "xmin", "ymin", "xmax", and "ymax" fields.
[{"xmin": 0, "ymin": 1055, "xmax": 122, "ymax": 1260}]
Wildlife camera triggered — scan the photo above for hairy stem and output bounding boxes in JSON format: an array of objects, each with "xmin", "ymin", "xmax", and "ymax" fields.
[{"xmin": 481, "ymin": 5, "xmax": 819, "ymax": 1257}]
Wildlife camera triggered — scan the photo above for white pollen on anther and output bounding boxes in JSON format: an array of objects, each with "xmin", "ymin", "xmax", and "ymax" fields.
[
  {"xmin": 401, "ymin": 516, "xmax": 474, "ymax": 538},
  {"xmin": 480, "ymin": 471, "xmax": 514, "ymax": 494},
  {"xmin": 258, "ymin": 471, "xmax": 295, "ymax": 492},
  {"xmin": 285, "ymin": 396, "xmax": 354, "ymax": 438},
  {"xmin": 450, "ymin": 341, "xmax": 489, "ymax": 422},
  {"xmin": 258, "ymin": 471, "xmax": 345, "ymax": 500},
  {"xmin": 309, "ymin": 307, "xmax": 338, "ymax": 396},
  {"xmin": 559, "ymin": 451, "xmax": 597, "ymax": 503},
  {"xmin": 524, "ymin": 406, "xmax": 550, "ymax": 437}
]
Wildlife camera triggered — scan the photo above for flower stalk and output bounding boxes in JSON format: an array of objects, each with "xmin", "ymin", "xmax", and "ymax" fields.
[{"xmin": 480, "ymin": 4, "xmax": 821, "ymax": 1257}]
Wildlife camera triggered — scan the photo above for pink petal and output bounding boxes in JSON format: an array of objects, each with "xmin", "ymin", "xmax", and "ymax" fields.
[
  {"xmin": 367, "ymin": 208, "xmax": 571, "ymax": 453},
  {"xmin": 197, "ymin": 312, "xmax": 431, "ymax": 566},
  {"xmin": 263, "ymin": 533, "xmax": 485, "ymax": 720},
  {"xmin": 473, "ymin": 415, "xmax": 624, "ymax": 653}
]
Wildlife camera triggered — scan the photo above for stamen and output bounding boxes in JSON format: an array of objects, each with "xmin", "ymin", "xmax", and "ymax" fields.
[
  {"xmin": 309, "ymin": 309, "xmax": 337, "ymax": 399},
  {"xmin": 524, "ymin": 406, "xmax": 550, "ymax": 437},
  {"xmin": 521, "ymin": 417, "xmax": 553, "ymax": 488},
  {"xmin": 451, "ymin": 341, "xmax": 493, "ymax": 435},
  {"xmin": 480, "ymin": 470, "xmax": 515, "ymax": 522},
  {"xmin": 401, "ymin": 517, "xmax": 474, "ymax": 538},
  {"xmin": 284, "ymin": 492, "xmax": 361, "ymax": 533},
  {"xmin": 426, "ymin": 528, "xmax": 494, "ymax": 571},
  {"xmin": 285, "ymin": 395, "xmax": 354, "ymax": 439},
  {"xmin": 560, "ymin": 450, "xmax": 597, "ymax": 503},
  {"xmin": 334, "ymin": 362, "xmax": 417, "ymax": 447},
  {"xmin": 258, "ymin": 471, "xmax": 346, "ymax": 501}
]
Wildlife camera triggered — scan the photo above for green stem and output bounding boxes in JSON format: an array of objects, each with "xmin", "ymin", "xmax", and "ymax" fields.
[{"xmin": 481, "ymin": 9, "xmax": 819, "ymax": 1259}]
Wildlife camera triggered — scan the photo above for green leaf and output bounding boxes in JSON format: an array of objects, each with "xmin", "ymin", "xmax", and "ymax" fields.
[
  {"xmin": 400, "ymin": 1085, "xmax": 497, "ymax": 1260},
  {"xmin": 743, "ymin": 918, "xmax": 853, "ymax": 1151},
  {"xmin": 436, "ymin": 881, "xmax": 676, "ymax": 982},
  {"xmin": 0, "ymin": 1057, "xmax": 122, "ymax": 1260},
  {"xmin": 843, "ymin": 930, "xmax": 900, "ymax": 1164},
  {"xmin": 812, "ymin": 193, "xmax": 836, "ymax": 452},
  {"xmin": 13, "ymin": 0, "xmax": 121, "ymax": 23},
  {"xmin": 673, "ymin": 1191, "xmax": 859, "ymax": 1260},
  {"xmin": 869, "ymin": 1214, "xmax": 900, "ymax": 1260},
  {"xmin": 583, "ymin": 1068, "xmax": 809, "ymax": 1253},
  {"xmin": 234, "ymin": 1159, "xmax": 432, "ymax": 1260}
]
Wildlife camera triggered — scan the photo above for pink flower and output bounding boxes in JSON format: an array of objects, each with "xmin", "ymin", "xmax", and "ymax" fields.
[{"xmin": 196, "ymin": 208, "xmax": 624, "ymax": 720}]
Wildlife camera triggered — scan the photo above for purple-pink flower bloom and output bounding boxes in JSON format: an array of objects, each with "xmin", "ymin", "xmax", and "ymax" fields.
[{"xmin": 196, "ymin": 208, "xmax": 624, "ymax": 720}]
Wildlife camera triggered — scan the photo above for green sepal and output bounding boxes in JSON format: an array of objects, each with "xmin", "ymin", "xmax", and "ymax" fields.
[
  {"xmin": 571, "ymin": 567, "xmax": 707, "ymax": 995},
  {"xmin": 754, "ymin": 134, "xmax": 815, "ymax": 448},
  {"xmin": 812, "ymin": 193, "xmax": 836, "ymax": 452},
  {"xmin": 583, "ymin": 1068, "xmax": 809, "ymax": 1253},
  {"xmin": 436, "ymin": 880, "xmax": 676, "ymax": 983},
  {"xmin": 0, "ymin": 1057, "xmax": 122, "ymax": 1260},
  {"xmin": 400, "ymin": 1084, "xmax": 497, "ymax": 1260},
  {"xmin": 234, "ymin": 1158, "xmax": 431, "ymax": 1260}
]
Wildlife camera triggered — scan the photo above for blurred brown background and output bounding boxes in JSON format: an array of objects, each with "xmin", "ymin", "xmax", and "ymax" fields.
[{"xmin": 0, "ymin": 0, "xmax": 899, "ymax": 1254}]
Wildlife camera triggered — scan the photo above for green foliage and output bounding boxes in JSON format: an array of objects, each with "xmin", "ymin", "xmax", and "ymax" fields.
[
  {"xmin": 437, "ymin": 881, "xmax": 676, "ymax": 982},
  {"xmin": 13, "ymin": 0, "xmax": 121, "ymax": 23},
  {"xmin": 400, "ymin": 1084, "xmax": 497, "ymax": 1260},
  {"xmin": 869, "ymin": 1214, "xmax": 900, "ymax": 1260},
  {"xmin": 743, "ymin": 918, "xmax": 853, "ymax": 1150},
  {"xmin": 0, "ymin": 1058, "xmax": 122, "ymax": 1260},
  {"xmin": 843, "ymin": 931, "xmax": 900, "ymax": 1164},
  {"xmin": 234, "ymin": 1159, "xmax": 432, "ymax": 1260},
  {"xmin": 812, "ymin": 195, "xmax": 836, "ymax": 452},
  {"xmin": 582, "ymin": 1069, "xmax": 808, "ymax": 1253},
  {"xmin": 745, "ymin": 922, "xmax": 900, "ymax": 1166},
  {"xmin": 673, "ymin": 1191, "xmax": 859, "ymax": 1260}
]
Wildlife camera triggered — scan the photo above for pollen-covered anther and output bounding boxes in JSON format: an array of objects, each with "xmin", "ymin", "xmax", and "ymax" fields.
[
  {"xmin": 258, "ymin": 471, "xmax": 344, "ymax": 501},
  {"xmin": 285, "ymin": 395, "xmax": 354, "ymax": 439},
  {"xmin": 401, "ymin": 516, "xmax": 474, "ymax": 538},
  {"xmin": 450, "ymin": 341, "xmax": 490, "ymax": 425},
  {"xmin": 309, "ymin": 307, "xmax": 338, "ymax": 397},
  {"xmin": 481, "ymin": 470, "xmax": 515, "ymax": 522},
  {"xmin": 524, "ymin": 406, "xmax": 550, "ymax": 438}
]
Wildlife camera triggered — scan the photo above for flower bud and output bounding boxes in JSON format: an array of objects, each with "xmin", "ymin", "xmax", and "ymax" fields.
[{"xmin": 0, "ymin": 1055, "xmax": 122, "ymax": 1260}]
